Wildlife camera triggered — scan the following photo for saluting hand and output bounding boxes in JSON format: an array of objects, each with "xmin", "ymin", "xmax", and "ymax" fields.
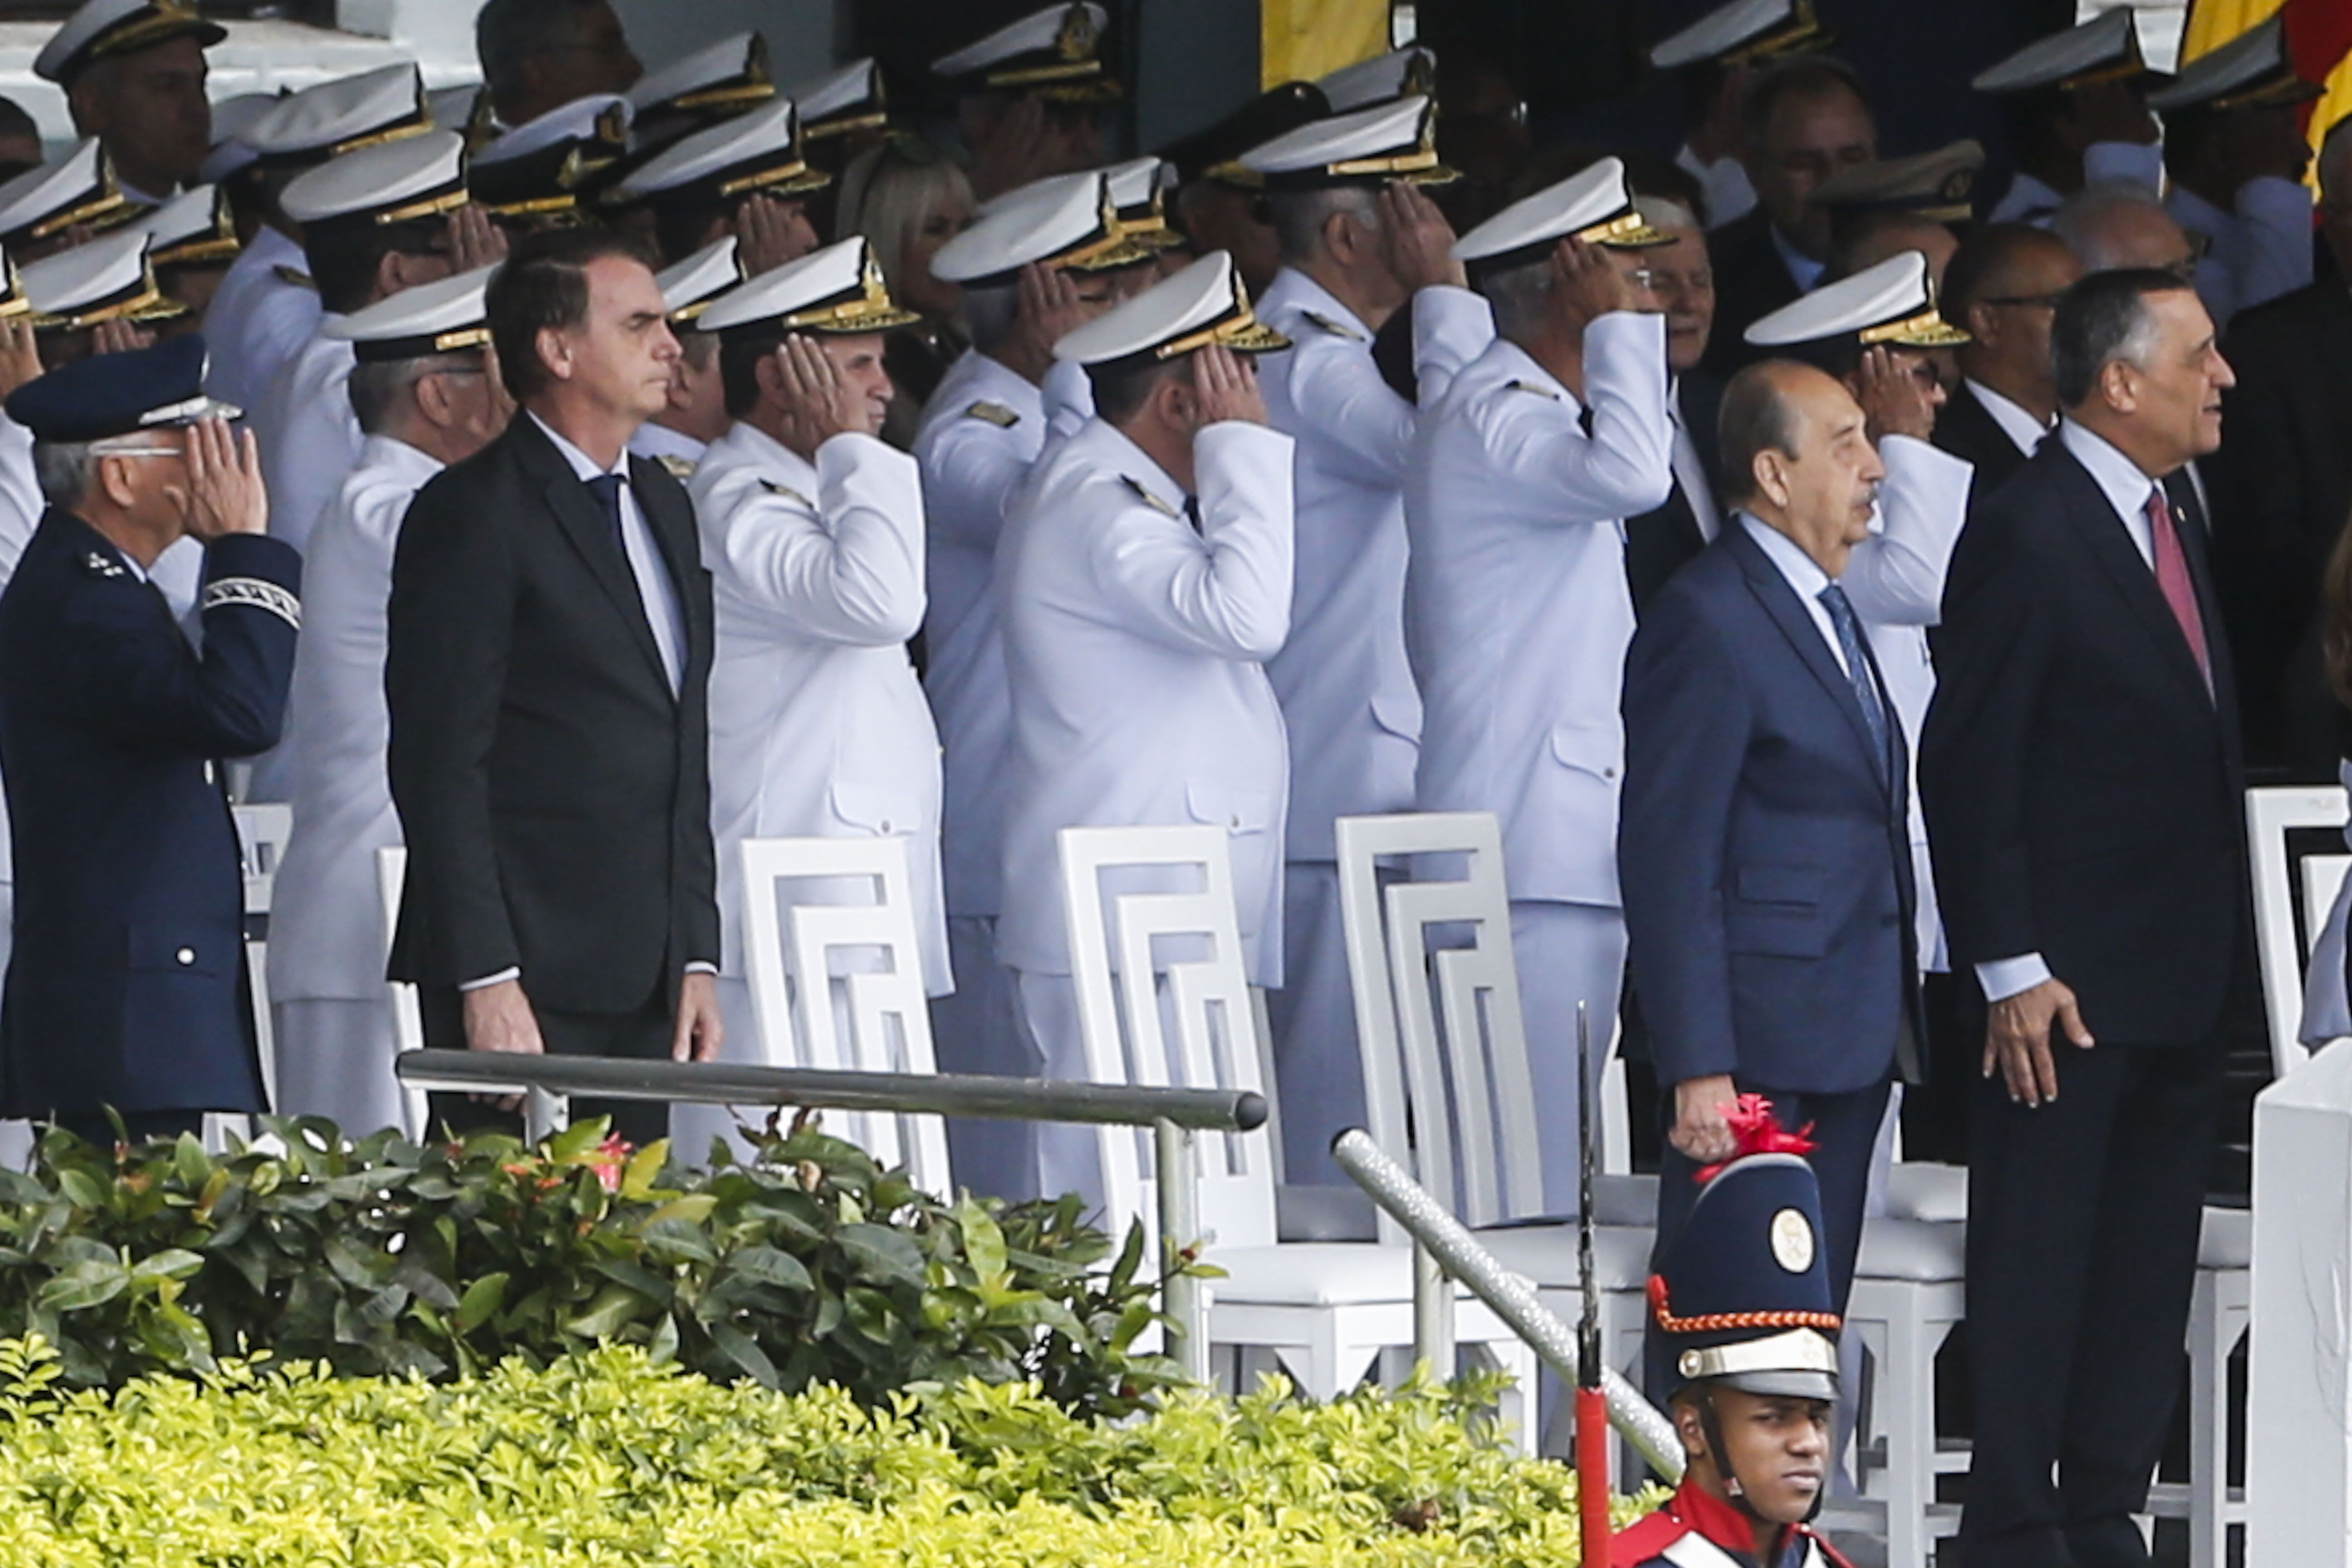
[
  {"xmin": 1192, "ymin": 343, "xmax": 1266, "ymax": 428},
  {"xmin": 771, "ymin": 333, "xmax": 866, "ymax": 452},
  {"xmin": 1852, "ymin": 345, "xmax": 1941, "ymax": 444},
  {"xmin": 170, "ymin": 418, "xmax": 267, "ymax": 541},
  {"xmin": 736, "ymin": 193, "xmax": 819, "ymax": 276},
  {"xmin": 1380, "ymin": 180, "xmax": 1467, "ymax": 293},
  {"xmin": 446, "ymin": 203, "xmax": 509, "ymax": 273},
  {"xmin": 0, "ymin": 316, "xmax": 40, "ymax": 401},
  {"xmin": 90, "ymin": 318, "xmax": 156, "ymax": 358},
  {"xmin": 1550, "ymin": 237, "xmax": 1642, "ymax": 329}
]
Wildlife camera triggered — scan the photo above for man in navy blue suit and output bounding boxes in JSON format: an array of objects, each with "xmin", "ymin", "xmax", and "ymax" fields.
[
  {"xmin": 0, "ymin": 335, "xmax": 298, "ymax": 1144},
  {"xmin": 1621, "ymin": 358, "xmax": 1922, "ymax": 1377}
]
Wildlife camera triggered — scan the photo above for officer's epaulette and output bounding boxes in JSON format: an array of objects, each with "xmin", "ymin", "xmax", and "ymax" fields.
[
  {"xmin": 1300, "ymin": 309, "xmax": 1367, "ymax": 343},
  {"xmin": 1503, "ymin": 379, "xmax": 1560, "ymax": 401},
  {"xmin": 80, "ymin": 549, "xmax": 126, "ymax": 580},
  {"xmin": 758, "ymin": 478, "xmax": 815, "ymax": 509},
  {"xmin": 963, "ymin": 400, "xmax": 1020, "ymax": 428},
  {"xmin": 654, "ymin": 454, "xmax": 696, "ymax": 481},
  {"xmin": 1121, "ymin": 475, "xmax": 1180, "ymax": 519},
  {"xmin": 273, "ymin": 265, "xmax": 318, "ymax": 291}
]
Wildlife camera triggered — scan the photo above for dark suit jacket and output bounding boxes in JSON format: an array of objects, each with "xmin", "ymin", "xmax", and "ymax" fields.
[
  {"xmin": 1620, "ymin": 517, "xmax": 1921, "ymax": 1095},
  {"xmin": 1699, "ymin": 210, "xmax": 1805, "ymax": 381},
  {"xmin": 2205, "ymin": 279, "xmax": 2352, "ymax": 771},
  {"xmin": 1931, "ymin": 380, "xmax": 2035, "ymax": 505},
  {"xmin": 0, "ymin": 515, "xmax": 299, "ymax": 1116},
  {"xmin": 1626, "ymin": 369, "xmax": 1724, "ymax": 615},
  {"xmin": 1921, "ymin": 438, "xmax": 2247, "ymax": 1048},
  {"xmin": 385, "ymin": 415, "xmax": 720, "ymax": 1014}
]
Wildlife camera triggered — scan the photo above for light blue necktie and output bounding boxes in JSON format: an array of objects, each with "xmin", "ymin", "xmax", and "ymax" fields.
[{"xmin": 1817, "ymin": 582, "xmax": 1889, "ymax": 779}]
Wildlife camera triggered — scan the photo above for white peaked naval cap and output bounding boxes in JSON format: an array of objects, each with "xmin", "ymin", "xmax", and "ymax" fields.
[
  {"xmin": 1744, "ymin": 250, "xmax": 1969, "ymax": 348},
  {"xmin": 2147, "ymin": 15, "xmax": 2319, "ymax": 114},
  {"xmin": 1053, "ymin": 249, "xmax": 1288, "ymax": 369},
  {"xmin": 628, "ymin": 32, "xmax": 773, "ymax": 119},
  {"xmin": 1650, "ymin": 0, "xmax": 1828, "ymax": 70},
  {"xmin": 931, "ymin": 3, "xmax": 1117, "ymax": 100},
  {"xmin": 656, "ymin": 235, "xmax": 745, "ymax": 322},
  {"xmin": 242, "ymin": 63, "xmax": 430, "ymax": 162},
  {"xmin": 35, "ymin": 0, "xmax": 225, "ymax": 84},
  {"xmin": 20, "ymin": 227, "xmax": 178, "ymax": 329},
  {"xmin": 1238, "ymin": 93, "xmax": 1452, "ymax": 190},
  {"xmin": 1315, "ymin": 47, "xmax": 1437, "ymax": 111},
  {"xmin": 279, "ymin": 129, "xmax": 470, "ymax": 230},
  {"xmin": 127, "ymin": 182, "xmax": 237, "ymax": 265},
  {"xmin": 1971, "ymin": 10, "xmax": 2152, "ymax": 95},
  {"xmin": 786, "ymin": 58, "xmax": 887, "ymax": 136},
  {"xmin": 327, "ymin": 260, "xmax": 499, "ymax": 361},
  {"xmin": 934, "ymin": 172, "xmax": 1156, "ymax": 285},
  {"xmin": 617, "ymin": 94, "xmax": 827, "ymax": 202},
  {"xmin": 476, "ymin": 93, "xmax": 629, "ymax": 167},
  {"xmin": 1453, "ymin": 155, "xmax": 1673, "ymax": 270},
  {"xmin": 0, "ymin": 138, "xmax": 129, "ymax": 248},
  {"xmin": 698, "ymin": 235, "xmax": 922, "ymax": 336}
]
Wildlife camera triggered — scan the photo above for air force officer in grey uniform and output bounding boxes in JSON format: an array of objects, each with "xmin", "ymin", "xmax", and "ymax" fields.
[
  {"xmin": 1406, "ymin": 157, "xmax": 1677, "ymax": 1210},
  {"xmin": 996, "ymin": 251, "xmax": 1294, "ymax": 1205},
  {"xmin": 1237, "ymin": 95, "xmax": 1496, "ymax": 1186}
]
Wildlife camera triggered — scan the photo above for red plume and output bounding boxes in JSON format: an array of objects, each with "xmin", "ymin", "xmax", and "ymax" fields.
[{"xmin": 1694, "ymin": 1093, "xmax": 1818, "ymax": 1183}]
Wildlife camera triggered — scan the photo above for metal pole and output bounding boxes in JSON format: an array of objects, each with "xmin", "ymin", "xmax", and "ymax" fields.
[
  {"xmin": 1155, "ymin": 1117, "xmax": 1209, "ymax": 1382},
  {"xmin": 1332, "ymin": 1128, "xmax": 1685, "ymax": 1482},
  {"xmin": 1412, "ymin": 1240, "xmax": 1452, "ymax": 1372}
]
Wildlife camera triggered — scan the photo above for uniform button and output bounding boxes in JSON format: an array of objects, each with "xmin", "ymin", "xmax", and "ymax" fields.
[
  {"xmin": 1603, "ymin": 767, "xmax": 1617, "ymax": 780},
  {"xmin": 1229, "ymin": 815, "xmax": 1242, "ymax": 829},
  {"xmin": 176, "ymin": 948, "xmax": 195, "ymax": 965},
  {"xmin": 879, "ymin": 820, "xmax": 892, "ymax": 834}
]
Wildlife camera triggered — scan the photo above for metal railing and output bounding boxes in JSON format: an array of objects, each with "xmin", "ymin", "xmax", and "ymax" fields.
[{"xmin": 394, "ymin": 1050, "xmax": 1265, "ymax": 1379}]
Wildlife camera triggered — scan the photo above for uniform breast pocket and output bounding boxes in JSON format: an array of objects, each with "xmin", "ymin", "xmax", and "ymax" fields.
[
  {"xmin": 1185, "ymin": 781, "xmax": 1275, "ymax": 838},
  {"xmin": 126, "ymin": 922, "xmax": 236, "ymax": 977},
  {"xmin": 829, "ymin": 780, "xmax": 926, "ymax": 838},
  {"xmin": 1548, "ymin": 720, "xmax": 1622, "ymax": 785},
  {"xmin": 1724, "ymin": 864, "xmax": 1830, "ymax": 958}
]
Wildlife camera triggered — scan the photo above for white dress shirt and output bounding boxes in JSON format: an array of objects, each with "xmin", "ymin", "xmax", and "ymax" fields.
[
  {"xmin": 530, "ymin": 412, "xmax": 687, "ymax": 691},
  {"xmin": 1977, "ymin": 417, "xmax": 2164, "ymax": 1003},
  {"xmin": 1742, "ymin": 511, "xmax": 1847, "ymax": 670},
  {"xmin": 203, "ymin": 226, "xmax": 325, "ymax": 411},
  {"xmin": 1668, "ymin": 378, "xmax": 1720, "ymax": 541},
  {"xmin": 1966, "ymin": 377, "xmax": 2052, "ymax": 460}
]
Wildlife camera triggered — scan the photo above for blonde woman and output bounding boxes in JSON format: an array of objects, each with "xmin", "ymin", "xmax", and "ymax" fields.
[{"xmin": 835, "ymin": 136, "xmax": 975, "ymax": 443}]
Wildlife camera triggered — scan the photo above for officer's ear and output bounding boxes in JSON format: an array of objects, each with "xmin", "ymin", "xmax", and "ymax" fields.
[
  {"xmin": 93, "ymin": 450, "xmax": 141, "ymax": 510},
  {"xmin": 1155, "ymin": 363, "xmax": 1200, "ymax": 432}
]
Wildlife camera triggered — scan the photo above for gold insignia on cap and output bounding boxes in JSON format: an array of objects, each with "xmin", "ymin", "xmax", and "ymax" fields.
[
  {"xmin": 1154, "ymin": 274, "xmax": 1289, "ymax": 361},
  {"xmin": 1721, "ymin": 0, "xmax": 1831, "ymax": 66},
  {"xmin": 778, "ymin": 247, "xmax": 923, "ymax": 333},
  {"xmin": 1770, "ymin": 1209, "xmax": 1816, "ymax": 1274},
  {"xmin": 1575, "ymin": 209, "xmax": 1678, "ymax": 249},
  {"xmin": 1859, "ymin": 305, "xmax": 1970, "ymax": 348}
]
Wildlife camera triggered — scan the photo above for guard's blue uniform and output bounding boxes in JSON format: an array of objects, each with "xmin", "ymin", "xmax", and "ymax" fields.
[{"xmin": 0, "ymin": 509, "xmax": 299, "ymax": 1119}]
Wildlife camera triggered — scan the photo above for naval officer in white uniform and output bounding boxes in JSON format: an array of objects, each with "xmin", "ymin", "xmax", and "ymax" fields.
[
  {"xmin": 996, "ymin": 250, "xmax": 1294, "ymax": 1205},
  {"xmin": 267, "ymin": 264, "xmax": 509, "ymax": 1138},
  {"xmin": 1234, "ymin": 93, "xmax": 1496, "ymax": 1186},
  {"xmin": 916, "ymin": 172, "xmax": 1157, "ymax": 1200},
  {"xmin": 682, "ymin": 236, "xmax": 951, "ymax": 1160},
  {"xmin": 628, "ymin": 237, "xmax": 748, "ymax": 478},
  {"xmin": 1406, "ymin": 157, "xmax": 1677, "ymax": 1211}
]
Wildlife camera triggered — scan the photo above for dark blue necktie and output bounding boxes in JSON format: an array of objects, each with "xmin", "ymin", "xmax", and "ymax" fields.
[
  {"xmin": 1818, "ymin": 582, "xmax": 1889, "ymax": 777},
  {"xmin": 585, "ymin": 472, "xmax": 628, "ymax": 555}
]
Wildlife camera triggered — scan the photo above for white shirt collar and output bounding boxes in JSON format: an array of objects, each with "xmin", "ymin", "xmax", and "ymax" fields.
[
  {"xmin": 1769, "ymin": 223, "xmax": 1826, "ymax": 292},
  {"xmin": 528, "ymin": 410, "xmax": 629, "ymax": 481},
  {"xmin": 1268, "ymin": 266, "xmax": 1373, "ymax": 340},
  {"xmin": 1741, "ymin": 510, "xmax": 1832, "ymax": 599},
  {"xmin": 2058, "ymin": 417, "xmax": 2159, "ymax": 525},
  {"xmin": 1965, "ymin": 377, "xmax": 2053, "ymax": 458}
]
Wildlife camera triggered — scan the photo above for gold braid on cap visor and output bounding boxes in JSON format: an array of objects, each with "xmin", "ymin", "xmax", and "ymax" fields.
[
  {"xmin": 1720, "ymin": 1, "xmax": 1832, "ymax": 67},
  {"xmin": 1859, "ymin": 306, "xmax": 1971, "ymax": 348},
  {"xmin": 373, "ymin": 182, "xmax": 471, "ymax": 226},
  {"xmin": 1580, "ymin": 209, "xmax": 1677, "ymax": 248},
  {"xmin": 151, "ymin": 194, "xmax": 241, "ymax": 265},
  {"xmin": 1050, "ymin": 190, "xmax": 1161, "ymax": 273},
  {"xmin": 28, "ymin": 185, "xmax": 136, "ymax": 243},
  {"xmin": 778, "ymin": 254, "xmax": 923, "ymax": 333},
  {"xmin": 85, "ymin": 2, "xmax": 218, "ymax": 65},
  {"xmin": 1155, "ymin": 291, "xmax": 1291, "ymax": 360}
]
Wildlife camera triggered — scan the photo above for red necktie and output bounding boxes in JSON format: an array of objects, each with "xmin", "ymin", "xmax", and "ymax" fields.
[{"xmin": 2146, "ymin": 487, "xmax": 2211, "ymax": 694}]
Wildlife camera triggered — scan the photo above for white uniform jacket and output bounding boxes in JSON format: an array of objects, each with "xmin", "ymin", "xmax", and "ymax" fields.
[
  {"xmin": 268, "ymin": 435, "xmax": 443, "ymax": 1002},
  {"xmin": 627, "ymin": 421, "xmax": 707, "ymax": 478},
  {"xmin": 202, "ymin": 227, "xmax": 325, "ymax": 411},
  {"xmin": 254, "ymin": 332, "xmax": 363, "ymax": 555},
  {"xmin": 690, "ymin": 420, "xmax": 950, "ymax": 994},
  {"xmin": 1848, "ymin": 434, "xmax": 1973, "ymax": 970},
  {"xmin": 913, "ymin": 348, "xmax": 1092, "ymax": 921},
  {"xmin": 1404, "ymin": 316, "xmax": 1673, "ymax": 906},
  {"xmin": 994, "ymin": 416, "xmax": 1295, "ymax": 984},
  {"xmin": 1256, "ymin": 269, "xmax": 1493, "ymax": 861},
  {"xmin": 2169, "ymin": 178, "xmax": 2314, "ymax": 325}
]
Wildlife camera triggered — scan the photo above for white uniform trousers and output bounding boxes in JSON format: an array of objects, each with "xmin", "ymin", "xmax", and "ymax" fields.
[
  {"xmin": 1510, "ymin": 899, "xmax": 1625, "ymax": 1214},
  {"xmin": 928, "ymin": 915, "xmax": 1039, "ymax": 1203},
  {"xmin": 1266, "ymin": 862, "xmax": 1361, "ymax": 1187},
  {"xmin": 271, "ymin": 997, "xmax": 411, "ymax": 1139}
]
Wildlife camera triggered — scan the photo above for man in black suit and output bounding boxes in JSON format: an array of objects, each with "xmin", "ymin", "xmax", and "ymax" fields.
[
  {"xmin": 1700, "ymin": 57, "xmax": 1877, "ymax": 381},
  {"xmin": 1623, "ymin": 359, "xmax": 1920, "ymax": 1345},
  {"xmin": 1936, "ymin": 223, "xmax": 2084, "ymax": 502},
  {"xmin": 0, "ymin": 336, "xmax": 297, "ymax": 1145},
  {"xmin": 1923, "ymin": 268, "xmax": 2246, "ymax": 1568},
  {"xmin": 1618, "ymin": 192, "xmax": 1725, "ymax": 614},
  {"xmin": 2204, "ymin": 116, "xmax": 2352, "ymax": 774},
  {"xmin": 386, "ymin": 226, "xmax": 722, "ymax": 1146}
]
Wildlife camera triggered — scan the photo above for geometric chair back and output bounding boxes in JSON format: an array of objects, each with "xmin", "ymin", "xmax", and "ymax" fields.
[
  {"xmin": 1335, "ymin": 811, "xmax": 1548, "ymax": 1245},
  {"xmin": 1057, "ymin": 823, "xmax": 1275, "ymax": 1259},
  {"xmin": 228, "ymin": 803, "xmax": 294, "ymax": 1132},
  {"xmin": 738, "ymin": 834, "xmax": 948, "ymax": 1193},
  {"xmin": 374, "ymin": 845, "xmax": 425, "ymax": 1137},
  {"xmin": 2245, "ymin": 784, "xmax": 2352, "ymax": 1079}
]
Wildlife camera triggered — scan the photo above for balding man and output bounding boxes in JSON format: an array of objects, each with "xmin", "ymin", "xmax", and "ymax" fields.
[
  {"xmin": 35, "ymin": 0, "xmax": 222, "ymax": 206},
  {"xmin": 1622, "ymin": 358, "xmax": 1917, "ymax": 1346},
  {"xmin": 2205, "ymin": 116, "xmax": 2352, "ymax": 773},
  {"xmin": 1937, "ymin": 224, "xmax": 2085, "ymax": 500},
  {"xmin": 2050, "ymin": 181, "xmax": 2200, "ymax": 279},
  {"xmin": 475, "ymin": 0, "xmax": 642, "ymax": 132}
]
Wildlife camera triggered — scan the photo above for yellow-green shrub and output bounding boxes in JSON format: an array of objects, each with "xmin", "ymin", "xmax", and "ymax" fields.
[{"xmin": 0, "ymin": 1337, "xmax": 1661, "ymax": 1567}]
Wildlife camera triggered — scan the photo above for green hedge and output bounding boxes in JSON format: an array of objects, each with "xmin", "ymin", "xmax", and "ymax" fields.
[
  {"xmin": 0, "ymin": 1338, "xmax": 1660, "ymax": 1566},
  {"xmin": 0, "ymin": 1117, "xmax": 1182, "ymax": 1414}
]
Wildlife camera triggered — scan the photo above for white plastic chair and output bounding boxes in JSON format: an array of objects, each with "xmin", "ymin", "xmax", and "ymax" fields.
[
  {"xmin": 738, "ymin": 834, "xmax": 948, "ymax": 1194},
  {"xmin": 376, "ymin": 846, "xmax": 423, "ymax": 1063},
  {"xmin": 1056, "ymin": 822, "xmax": 1538, "ymax": 1418},
  {"xmin": 2247, "ymin": 784, "xmax": 2351, "ymax": 1077},
  {"xmin": 223, "ymin": 803, "xmax": 294, "ymax": 1146}
]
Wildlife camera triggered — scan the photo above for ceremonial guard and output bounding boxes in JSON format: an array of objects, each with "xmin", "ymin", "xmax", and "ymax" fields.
[
  {"xmin": 682, "ymin": 236, "xmax": 949, "ymax": 1157},
  {"xmin": 1615, "ymin": 1137, "xmax": 1854, "ymax": 1568},
  {"xmin": 1971, "ymin": 10, "xmax": 2164, "ymax": 227},
  {"xmin": 1742, "ymin": 252, "xmax": 1973, "ymax": 980},
  {"xmin": 0, "ymin": 336, "xmax": 295, "ymax": 1143},
  {"xmin": 268, "ymin": 265, "xmax": 506, "ymax": 1137},
  {"xmin": 1234, "ymin": 93, "xmax": 1495, "ymax": 1185},
  {"xmin": 917, "ymin": 172, "xmax": 1155, "ymax": 1199},
  {"xmin": 996, "ymin": 250, "xmax": 1293, "ymax": 1204},
  {"xmin": 1405, "ymin": 157, "xmax": 1674, "ymax": 1210},
  {"xmin": 206, "ymin": 63, "xmax": 433, "ymax": 408},
  {"xmin": 628, "ymin": 236, "xmax": 747, "ymax": 476}
]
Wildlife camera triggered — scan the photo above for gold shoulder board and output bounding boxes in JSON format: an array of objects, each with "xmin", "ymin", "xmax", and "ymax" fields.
[
  {"xmin": 757, "ymin": 478, "xmax": 816, "ymax": 509},
  {"xmin": 965, "ymin": 400, "xmax": 1020, "ymax": 428},
  {"xmin": 1120, "ymin": 475, "xmax": 1180, "ymax": 518},
  {"xmin": 1301, "ymin": 310, "xmax": 1367, "ymax": 342},
  {"xmin": 1503, "ymin": 379, "xmax": 1560, "ymax": 401},
  {"xmin": 273, "ymin": 265, "xmax": 317, "ymax": 291}
]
